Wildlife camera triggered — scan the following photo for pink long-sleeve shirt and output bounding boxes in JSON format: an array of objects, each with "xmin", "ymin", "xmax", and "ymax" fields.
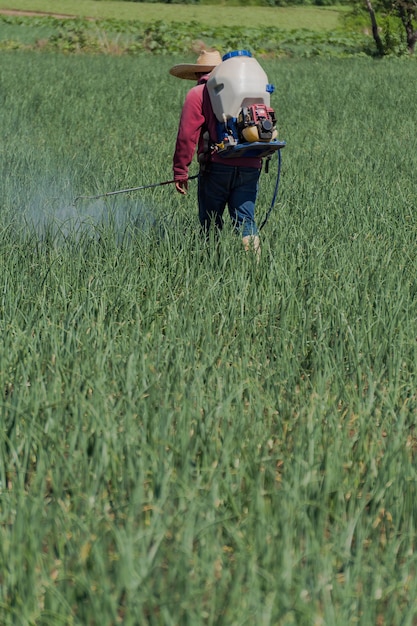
[{"xmin": 173, "ymin": 75, "xmax": 261, "ymax": 181}]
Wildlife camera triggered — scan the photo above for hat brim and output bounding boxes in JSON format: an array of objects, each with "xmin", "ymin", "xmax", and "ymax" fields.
[{"xmin": 169, "ymin": 64, "xmax": 217, "ymax": 80}]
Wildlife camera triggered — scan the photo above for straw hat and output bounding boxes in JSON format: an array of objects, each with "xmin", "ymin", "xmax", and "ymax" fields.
[{"xmin": 169, "ymin": 49, "xmax": 222, "ymax": 81}]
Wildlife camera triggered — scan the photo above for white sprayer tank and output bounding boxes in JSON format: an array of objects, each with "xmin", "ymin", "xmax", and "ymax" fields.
[{"xmin": 207, "ymin": 50, "xmax": 274, "ymax": 122}]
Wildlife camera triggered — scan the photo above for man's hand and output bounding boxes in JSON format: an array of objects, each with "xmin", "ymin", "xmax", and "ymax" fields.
[{"xmin": 175, "ymin": 180, "xmax": 188, "ymax": 195}]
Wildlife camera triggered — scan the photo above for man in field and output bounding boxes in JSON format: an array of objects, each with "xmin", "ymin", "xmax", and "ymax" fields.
[{"xmin": 170, "ymin": 49, "xmax": 262, "ymax": 257}]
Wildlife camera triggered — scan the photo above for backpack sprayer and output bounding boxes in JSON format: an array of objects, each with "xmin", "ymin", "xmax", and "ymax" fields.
[
  {"xmin": 75, "ymin": 50, "xmax": 285, "ymax": 229},
  {"xmin": 207, "ymin": 50, "xmax": 286, "ymax": 160},
  {"xmin": 206, "ymin": 50, "xmax": 286, "ymax": 229}
]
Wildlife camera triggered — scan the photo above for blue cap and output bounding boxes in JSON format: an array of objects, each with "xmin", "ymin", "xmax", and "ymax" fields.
[
  {"xmin": 222, "ymin": 50, "xmax": 252, "ymax": 61},
  {"xmin": 266, "ymin": 84, "xmax": 275, "ymax": 93}
]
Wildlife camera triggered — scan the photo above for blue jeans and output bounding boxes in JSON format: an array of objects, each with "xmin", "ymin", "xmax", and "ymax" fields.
[{"xmin": 198, "ymin": 162, "xmax": 261, "ymax": 237}]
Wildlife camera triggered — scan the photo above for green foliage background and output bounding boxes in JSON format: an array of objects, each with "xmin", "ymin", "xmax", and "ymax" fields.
[
  {"xmin": 0, "ymin": 14, "xmax": 373, "ymax": 57},
  {"xmin": 1, "ymin": 46, "xmax": 417, "ymax": 624}
]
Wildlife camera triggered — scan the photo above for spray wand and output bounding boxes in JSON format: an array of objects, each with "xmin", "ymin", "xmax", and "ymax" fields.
[
  {"xmin": 73, "ymin": 164, "xmax": 282, "ymax": 231},
  {"xmin": 74, "ymin": 174, "xmax": 198, "ymax": 203}
]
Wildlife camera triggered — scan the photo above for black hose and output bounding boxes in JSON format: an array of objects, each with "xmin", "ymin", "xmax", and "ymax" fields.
[{"xmin": 259, "ymin": 149, "xmax": 282, "ymax": 231}]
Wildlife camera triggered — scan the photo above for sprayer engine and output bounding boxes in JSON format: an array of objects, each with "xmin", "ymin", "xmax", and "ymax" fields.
[{"xmin": 238, "ymin": 104, "xmax": 277, "ymax": 143}]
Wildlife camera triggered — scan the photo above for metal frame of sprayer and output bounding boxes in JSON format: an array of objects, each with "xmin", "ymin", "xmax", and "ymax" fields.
[{"xmin": 212, "ymin": 101, "xmax": 286, "ymax": 161}]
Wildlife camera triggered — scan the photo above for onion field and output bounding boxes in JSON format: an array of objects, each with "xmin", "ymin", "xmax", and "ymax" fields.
[{"xmin": 1, "ymin": 51, "xmax": 417, "ymax": 625}]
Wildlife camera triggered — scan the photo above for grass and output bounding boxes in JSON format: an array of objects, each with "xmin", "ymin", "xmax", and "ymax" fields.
[
  {"xmin": 0, "ymin": 0, "xmax": 347, "ymax": 29},
  {"xmin": 1, "ymin": 50, "xmax": 417, "ymax": 625}
]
